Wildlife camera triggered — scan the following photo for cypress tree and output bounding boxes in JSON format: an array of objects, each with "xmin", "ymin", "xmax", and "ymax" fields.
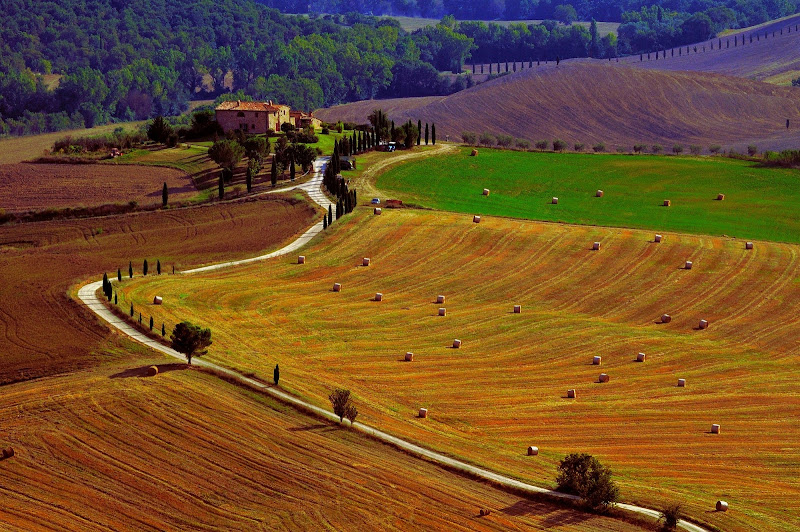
[
  {"xmin": 218, "ymin": 174, "xmax": 224, "ymax": 199},
  {"xmin": 130, "ymin": 302, "xmax": 134, "ymax": 317},
  {"xmin": 103, "ymin": 272, "xmax": 109, "ymax": 297},
  {"xmin": 143, "ymin": 259, "xmax": 148, "ymax": 276},
  {"xmin": 114, "ymin": 293, "xmax": 117, "ymax": 305},
  {"xmin": 117, "ymin": 268, "xmax": 121, "ymax": 282},
  {"xmin": 246, "ymin": 166, "xmax": 252, "ymax": 192},
  {"xmin": 353, "ymin": 188, "xmax": 357, "ymax": 204},
  {"xmin": 329, "ymin": 204, "xmax": 333, "ymax": 222},
  {"xmin": 323, "ymin": 215, "xmax": 328, "ymax": 229},
  {"xmin": 157, "ymin": 260, "xmax": 161, "ymax": 275},
  {"xmin": 425, "ymin": 123, "xmax": 429, "ymax": 145},
  {"xmin": 149, "ymin": 316, "xmax": 154, "ymax": 331},
  {"xmin": 270, "ymin": 157, "xmax": 277, "ymax": 187},
  {"xmin": 129, "ymin": 261, "xmax": 133, "ymax": 279},
  {"xmin": 162, "ymin": 323, "xmax": 166, "ymax": 337},
  {"xmin": 138, "ymin": 313, "xmax": 142, "ymax": 324},
  {"xmin": 432, "ymin": 123, "xmax": 436, "ymax": 145},
  {"xmin": 391, "ymin": 120, "xmax": 395, "ymax": 140},
  {"xmin": 417, "ymin": 120, "xmax": 421, "ymax": 145},
  {"xmin": 162, "ymin": 182, "xmax": 168, "ymax": 207},
  {"xmin": 290, "ymin": 157, "xmax": 295, "ymax": 181},
  {"xmin": 274, "ymin": 364, "xmax": 280, "ymax": 385}
]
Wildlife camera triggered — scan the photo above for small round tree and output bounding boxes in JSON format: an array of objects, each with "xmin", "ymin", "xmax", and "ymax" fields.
[
  {"xmin": 556, "ymin": 453, "xmax": 619, "ymax": 510},
  {"xmin": 329, "ymin": 388, "xmax": 358, "ymax": 424},
  {"xmin": 170, "ymin": 321, "xmax": 212, "ymax": 365}
]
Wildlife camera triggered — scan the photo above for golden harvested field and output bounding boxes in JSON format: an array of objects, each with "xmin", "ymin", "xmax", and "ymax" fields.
[
  {"xmin": 0, "ymin": 362, "xmax": 647, "ymax": 531},
  {"xmin": 0, "ymin": 193, "xmax": 318, "ymax": 385},
  {"xmin": 0, "ymin": 162, "xmax": 195, "ymax": 212},
  {"xmin": 122, "ymin": 208, "xmax": 800, "ymax": 531}
]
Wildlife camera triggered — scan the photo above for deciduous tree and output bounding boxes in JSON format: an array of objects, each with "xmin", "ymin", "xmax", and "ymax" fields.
[{"xmin": 170, "ymin": 321, "xmax": 212, "ymax": 365}]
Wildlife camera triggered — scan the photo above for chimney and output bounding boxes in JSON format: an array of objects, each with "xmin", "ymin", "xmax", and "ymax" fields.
[
  {"xmin": 268, "ymin": 100, "xmax": 273, "ymax": 106},
  {"xmin": 237, "ymin": 99, "xmax": 241, "ymax": 106}
]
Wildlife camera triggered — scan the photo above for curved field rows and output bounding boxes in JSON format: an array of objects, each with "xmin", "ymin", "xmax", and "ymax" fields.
[
  {"xmin": 0, "ymin": 365, "xmax": 644, "ymax": 531},
  {"xmin": 121, "ymin": 208, "xmax": 800, "ymax": 531}
]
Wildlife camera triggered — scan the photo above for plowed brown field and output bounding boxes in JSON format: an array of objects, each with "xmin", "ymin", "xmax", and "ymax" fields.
[{"xmin": 0, "ymin": 193, "xmax": 318, "ymax": 385}]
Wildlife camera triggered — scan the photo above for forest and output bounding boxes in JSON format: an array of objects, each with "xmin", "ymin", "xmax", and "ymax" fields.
[{"xmin": 1, "ymin": 0, "xmax": 797, "ymax": 136}]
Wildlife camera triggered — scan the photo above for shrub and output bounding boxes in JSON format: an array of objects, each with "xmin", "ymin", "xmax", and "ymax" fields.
[
  {"xmin": 651, "ymin": 144, "xmax": 663, "ymax": 154},
  {"xmin": 574, "ymin": 142, "xmax": 585, "ymax": 152},
  {"xmin": 462, "ymin": 131, "xmax": 478, "ymax": 145},
  {"xmin": 747, "ymin": 144, "xmax": 758, "ymax": 156},
  {"xmin": 535, "ymin": 140, "xmax": 550, "ymax": 150},
  {"xmin": 659, "ymin": 503, "xmax": 683, "ymax": 530},
  {"xmin": 672, "ymin": 144, "xmax": 684, "ymax": 155},
  {"xmin": 321, "ymin": 127, "xmax": 330, "ymax": 135},
  {"xmin": 556, "ymin": 453, "xmax": 619, "ymax": 510},
  {"xmin": 552, "ymin": 139, "xmax": 567, "ymax": 151},
  {"xmin": 689, "ymin": 144, "xmax": 702, "ymax": 155},
  {"xmin": 709, "ymin": 144, "xmax": 722, "ymax": 154},
  {"xmin": 616, "ymin": 146, "xmax": 626, "ymax": 153},
  {"xmin": 592, "ymin": 143, "xmax": 605, "ymax": 152},
  {"xmin": 633, "ymin": 143, "xmax": 647, "ymax": 153},
  {"xmin": 479, "ymin": 131, "xmax": 496, "ymax": 147},
  {"xmin": 515, "ymin": 138, "xmax": 531, "ymax": 150},
  {"xmin": 496, "ymin": 134, "xmax": 514, "ymax": 148}
]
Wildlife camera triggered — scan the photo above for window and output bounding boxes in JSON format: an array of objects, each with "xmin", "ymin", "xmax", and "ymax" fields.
[
  {"xmin": 252, "ymin": 124, "xmax": 255, "ymax": 130},
  {"xmin": 237, "ymin": 111, "xmax": 245, "ymax": 117}
]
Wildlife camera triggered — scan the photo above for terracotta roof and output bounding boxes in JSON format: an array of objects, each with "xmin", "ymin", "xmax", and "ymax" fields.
[{"xmin": 215, "ymin": 100, "xmax": 287, "ymax": 112}]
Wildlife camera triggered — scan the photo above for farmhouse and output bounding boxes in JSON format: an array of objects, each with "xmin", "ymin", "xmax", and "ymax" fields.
[
  {"xmin": 215, "ymin": 100, "xmax": 290, "ymax": 134},
  {"xmin": 289, "ymin": 110, "xmax": 322, "ymax": 130}
]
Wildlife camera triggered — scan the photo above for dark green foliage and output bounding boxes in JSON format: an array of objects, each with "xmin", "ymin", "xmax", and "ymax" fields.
[
  {"xmin": 162, "ymin": 323, "xmax": 166, "ymax": 337},
  {"xmin": 143, "ymin": 259, "xmax": 148, "ymax": 276},
  {"xmin": 290, "ymin": 157, "xmax": 296, "ymax": 181},
  {"xmin": 556, "ymin": 453, "xmax": 619, "ymax": 510},
  {"xmin": 114, "ymin": 293, "xmax": 117, "ymax": 305},
  {"xmin": 323, "ymin": 215, "xmax": 328, "ymax": 229},
  {"xmin": 130, "ymin": 303, "xmax": 134, "ymax": 317},
  {"xmin": 270, "ymin": 157, "xmax": 277, "ymax": 187},
  {"xmin": 117, "ymin": 268, "xmax": 122, "ymax": 282},
  {"xmin": 432, "ymin": 123, "xmax": 436, "ymax": 145},
  {"xmin": 170, "ymin": 321, "xmax": 212, "ymax": 365},
  {"xmin": 149, "ymin": 316, "xmax": 154, "ymax": 331},
  {"xmin": 218, "ymin": 174, "xmax": 224, "ymax": 199},
  {"xmin": 243, "ymin": 136, "xmax": 270, "ymax": 162},
  {"xmin": 209, "ymin": 140, "xmax": 245, "ymax": 176},
  {"xmin": 138, "ymin": 313, "xmax": 142, "ymax": 324},
  {"xmin": 274, "ymin": 364, "xmax": 280, "ymax": 385},
  {"xmin": 553, "ymin": 139, "xmax": 567, "ymax": 151},
  {"xmin": 417, "ymin": 119, "xmax": 422, "ymax": 145},
  {"xmin": 157, "ymin": 260, "xmax": 161, "ymax": 275},
  {"xmin": 659, "ymin": 503, "xmax": 683, "ymax": 530},
  {"xmin": 328, "ymin": 204, "xmax": 333, "ymax": 222},
  {"xmin": 162, "ymin": 182, "xmax": 168, "ymax": 207},
  {"xmin": 147, "ymin": 116, "xmax": 173, "ymax": 144},
  {"xmin": 425, "ymin": 123, "xmax": 429, "ymax": 145},
  {"xmin": 328, "ymin": 388, "xmax": 358, "ymax": 424},
  {"xmin": 129, "ymin": 262, "xmax": 133, "ymax": 279}
]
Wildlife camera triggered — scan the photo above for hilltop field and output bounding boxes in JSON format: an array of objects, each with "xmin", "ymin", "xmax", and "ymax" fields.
[{"xmin": 118, "ymin": 145, "xmax": 800, "ymax": 531}]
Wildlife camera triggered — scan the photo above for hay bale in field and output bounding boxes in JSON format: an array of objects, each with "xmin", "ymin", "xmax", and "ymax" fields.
[
  {"xmin": 298, "ymin": 255, "xmax": 306, "ymax": 264},
  {"xmin": 663, "ymin": 200, "xmax": 671, "ymax": 207},
  {"xmin": 552, "ymin": 197, "xmax": 559, "ymax": 204},
  {"xmin": 374, "ymin": 207, "xmax": 382, "ymax": 215},
  {"xmin": 2, "ymin": 447, "xmax": 14, "ymax": 459},
  {"xmin": 453, "ymin": 339, "xmax": 462, "ymax": 348},
  {"xmin": 685, "ymin": 260, "xmax": 693, "ymax": 269},
  {"xmin": 678, "ymin": 378, "xmax": 686, "ymax": 387},
  {"xmin": 717, "ymin": 193, "xmax": 725, "ymax": 201},
  {"xmin": 711, "ymin": 424, "xmax": 720, "ymax": 434},
  {"xmin": 746, "ymin": 241, "xmax": 753, "ymax": 250},
  {"xmin": 362, "ymin": 257, "xmax": 371, "ymax": 267},
  {"xmin": 333, "ymin": 283, "xmax": 342, "ymax": 292},
  {"xmin": 699, "ymin": 319, "xmax": 709, "ymax": 329},
  {"xmin": 654, "ymin": 234, "xmax": 663, "ymax": 243},
  {"xmin": 599, "ymin": 373, "xmax": 610, "ymax": 383},
  {"xmin": 514, "ymin": 305, "xmax": 521, "ymax": 313},
  {"xmin": 596, "ymin": 190, "xmax": 604, "ymax": 197},
  {"xmin": 483, "ymin": 188, "xmax": 490, "ymax": 196},
  {"xmin": 716, "ymin": 500, "xmax": 728, "ymax": 512},
  {"xmin": 436, "ymin": 295, "xmax": 446, "ymax": 304},
  {"xmin": 439, "ymin": 308, "xmax": 447, "ymax": 316},
  {"xmin": 147, "ymin": 365, "xmax": 158, "ymax": 376},
  {"xmin": 473, "ymin": 215, "xmax": 481, "ymax": 223},
  {"xmin": 471, "ymin": 149, "xmax": 479, "ymax": 157},
  {"xmin": 593, "ymin": 356, "xmax": 602, "ymax": 365},
  {"xmin": 419, "ymin": 408, "xmax": 428, "ymax": 418},
  {"xmin": 405, "ymin": 352, "xmax": 414, "ymax": 362},
  {"xmin": 636, "ymin": 352, "xmax": 646, "ymax": 362},
  {"xmin": 375, "ymin": 293, "xmax": 383, "ymax": 302},
  {"xmin": 153, "ymin": 296, "xmax": 163, "ymax": 305},
  {"xmin": 479, "ymin": 509, "xmax": 485, "ymax": 516},
  {"xmin": 661, "ymin": 314, "xmax": 672, "ymax": 323},
  {"xmin": 592, "ymin": 242, "xmax": 600, "ymax": 250},
  {"xmin": 567, "ymin": 389, "xmax": 577, "ymax": 398},
  {"xmin": 527, "ymin": 446, "xmax": 539, "ymax": 456}
]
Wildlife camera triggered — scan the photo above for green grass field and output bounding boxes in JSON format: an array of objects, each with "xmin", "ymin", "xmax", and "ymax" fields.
[{"xmin": 377, "ymin": 147, "xmax": 800, "ymax": 244}]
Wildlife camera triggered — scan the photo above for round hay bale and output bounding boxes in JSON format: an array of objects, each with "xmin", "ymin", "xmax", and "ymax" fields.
[
  {"xmin": 711, "ymin": 424, "xmax": 721, "ymax": 434},
  {"xmin": 552, "ymin": 197, "xmax": 559, "ymax": 204},
  {"xmin": 471, "ymin": 149, "xmax": 479, "ymax": 157},
  {"xmin": 453, "ymin": 339, "xmax": 462, "ymax": 348},
  {"xmin": 567, "ymin": 389, "xmax": 577, "ymax": 399},
  {"xmin": 147, "ymin": 365, "xmax": 158, "ymax": 376},
  {"xmin": 636, "ymin": 352, "xmax": 646, "ymax": 362},
  {"xmin": 661, "ymin": 314, "xmax": 672, "ymax": 323},
  {"xmin": 513, "ymin": 305, "xmax": 521, "ymax": 313},
  {"xmin": 333, "ymin": 283, "xmax": 342, "ymax": 292},
  {"xmin": 419, "ymin": 408, "xmax": 428, "ymax": 418},
  {"xmin": 717, "ymin": 193, "xmax": 725, "ymax": 201},
  {"xmin": 654, "ymin": 234, "xmax": 663, "ymax": 243},
  {"xmin": 482, "ymin": 188, "xmax": 490, "ymax": 196},
  {"xmin": 479, "ymin": 509, "xmax": 485, "ymax": 516},
  {"xmin": 592, "ymin": 242, "xmax": 601, "ymax": 250},
  {"xmin": 374, "ymin": 207, "xmax": 382, "ymax": 215},
  {"xmin": 527, "ymin": 446, "xmax": 539, "ymax": 456},
  {"xmin": 678, "ymin": 378, "xmax": 686, "ymax": 387},
  {"xmin": 436, "ymin": 295, "xmax": 446, "ymax": 304},
  {"xmin": 664, "ymin": 200, "xmax": 671, "ymax": 207},
  {"xmin": 362, "ymin": 257, "xmax": 371, "ymax": 267},
  {"xmin": 699, "ymin": 319, "xmax": 709, "ymax": 329},
  {"xmin": 298, "ymin": 255, "xmax": 306, "ymax": 264},
  {"xmin": 2, "ymin": 447, "xmax": 14, "ymax": 458},
  {"xmin": 153, "ymin": 296, "xmax": 163, "ymax": 305},
  {"xmin": 596, "ymin": 190, "xmax": 604, "ymax": 197},
  {"xmin": 716, "ymin": 500, "xmax": 728, "ymax": 512},
  {"xmin": 685, "ymin": 261, "xmax": 693, "ymax": 270},
  {"xmin": 375, "ymin": 293, "xmax": 383, "ymax": 302},
  {"xmin": 599, "ymin": 373, "xmax": 610, "ymax": 383},
  {"xmin": 438, "ymin": 308, "xmax": 447, "ymax": 316},
  {"xmin": 473, "ymin": 215, "xmax": 481, "ymax": 223},
  {"xmin": 405, "ymin": 352, "xmax": 414, "ymax": 362},
  {"xmin": 746, "ymin": 241, "xmax": 753, "ymax": 250},
  {"xmin": 592, "ymin": 356, "xmax": 602, "ymax": 365}
]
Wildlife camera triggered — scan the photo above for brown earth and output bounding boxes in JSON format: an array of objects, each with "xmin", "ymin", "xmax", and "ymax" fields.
[
  {"xmin": 0, "ymin": 163, "xmax": 197, "ymax": 213},
  {"xmin": 316, "ymin": 62, "xmax": 800, "ymax": 151},
  {"xmin": 0, "ymin": 193, "xmax": 319, "ymax": 385}
]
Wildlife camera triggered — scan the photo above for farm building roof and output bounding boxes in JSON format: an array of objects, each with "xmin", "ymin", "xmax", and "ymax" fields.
[{"xmin": 216, "ymin": 100, "xmax": 287, "ymax": 112}]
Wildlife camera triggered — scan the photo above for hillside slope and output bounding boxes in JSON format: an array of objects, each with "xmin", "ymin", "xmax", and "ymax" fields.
[{"xmin": 316, "ymin": 63, "xmax": 800, "ymax": 151}]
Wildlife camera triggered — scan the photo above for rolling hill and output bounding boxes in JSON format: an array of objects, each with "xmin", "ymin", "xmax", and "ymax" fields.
[{"xmin": 316, "ymin": 62, "xmax": 800, "ymax": 151}]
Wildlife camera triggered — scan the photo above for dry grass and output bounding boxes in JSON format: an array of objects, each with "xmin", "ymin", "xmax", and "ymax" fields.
[
  {"xmin": 123, "ymin": 208, "xmax": 800, "ymax": 531},
  {"xmin": 0, "ymin": 193, "xmax": 319, "ymax": 385},
  {"xmin": 0, "ymin": 364, "xmax": 647, "ymax": 531}
]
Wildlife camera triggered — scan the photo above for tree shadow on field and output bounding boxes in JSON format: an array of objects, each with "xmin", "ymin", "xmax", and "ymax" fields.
[
  {"xmin": 501, "ymin": 499, "xmax": 593, "ymax": 527},
  {"xmin": 110, "ymin": 363, "xmax": 188, "ymax": 378},
  {"xmin": 287, "ymin": 423, "xmax": 337, "ymax": 433}
]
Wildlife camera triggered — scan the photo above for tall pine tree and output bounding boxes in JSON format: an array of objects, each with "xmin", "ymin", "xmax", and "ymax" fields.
[
  {"xmin": 417, "ymin": 119, "xmax": 422, "ymax": 145},
  {"xmin": 432, "ymin": 123, "xmax": 436, "ymax": 145},
  {"xmin": 270, "ymin": 157, "xmax": 277, "ymax": 187},
  {"xmin": 425, "ymin": 123, "xmax": 429, "ymax": 145}
]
